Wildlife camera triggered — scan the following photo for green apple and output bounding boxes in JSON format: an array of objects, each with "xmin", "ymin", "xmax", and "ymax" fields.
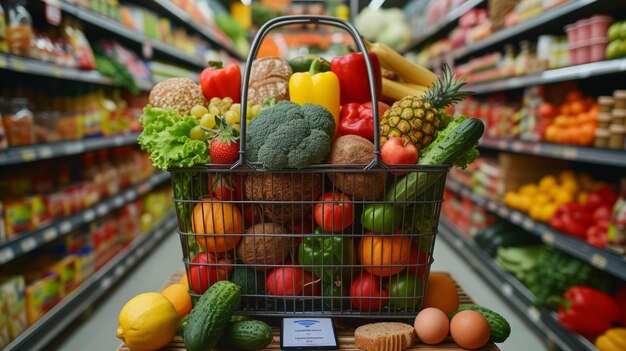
[
  {"xmin": 620, "ymin": 21, "xmax": 626, "ymax": 40},
  {"xmin": 607, "ymin": 40, "xmax": 622, "ymax": 59},
  {"xmin": 608, "ymin": 21, "xmax": 622, "ymax": 42}
]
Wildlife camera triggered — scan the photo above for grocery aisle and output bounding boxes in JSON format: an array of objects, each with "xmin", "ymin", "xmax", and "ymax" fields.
[{"xmin": 51, "ymin": 232, "xmax": 548, "ymax": 351}]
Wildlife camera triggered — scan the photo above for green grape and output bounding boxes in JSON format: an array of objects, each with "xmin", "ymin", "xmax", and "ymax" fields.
[
  {"xmin": 250, "ymin": 104, "xmax": 262, "ymax": 117},
  {"xmin": 223, "ymin": 97, "xmax": 233, "ymax": 105},
  {"xmin": 190, "ymin": 105, "xmax": 208, "ymax": 119},
  {"xmin": 189, "ymin": 126, "xmax": 205, "ymax": 140},
  {"xmin": 209, "ymin": 104, "xmax": 221, "ymax": 115},
  {"xmin": 200, "ymin": 114, "xmax": 216, "ymax": 129},
  {"xmin": 210, "ymin": 97, "xmax": 221, "ymax": 104},
  {"xmin": 230, "ymin": 103, "xmax": 241, "ymax": 112},
  {"xmin": 225, "ymin": 110, "xmax": 240, "ymax": 125}
]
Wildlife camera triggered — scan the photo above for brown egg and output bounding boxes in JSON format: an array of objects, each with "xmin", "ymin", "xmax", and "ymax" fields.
[
  {"xmin": 414, "ymin": 307, "xmax": 449, "ymax": 345},
  {"xmin": 450, "ymin": 310, "xmax": 491, "ymax": 349}
]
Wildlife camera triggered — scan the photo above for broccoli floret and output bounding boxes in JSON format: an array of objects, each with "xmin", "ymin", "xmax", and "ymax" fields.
[{"xmin": 246, "ymin": 101, "xmax": 335, "ymax": 169}]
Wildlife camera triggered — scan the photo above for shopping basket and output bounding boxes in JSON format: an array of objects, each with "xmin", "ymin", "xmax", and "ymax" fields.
[{"xmin": 169, "ymin": 15, "xmax": 450, "ymax": 318}]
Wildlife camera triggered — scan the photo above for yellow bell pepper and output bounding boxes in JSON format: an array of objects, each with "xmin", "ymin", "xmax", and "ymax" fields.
[
  {"xmin": 289, "ymin": 58, "xmax": 340, "ymax": 133},
  {"xmin": 596, "ymin": 328, "xmax": 626, "ymax": 351}
]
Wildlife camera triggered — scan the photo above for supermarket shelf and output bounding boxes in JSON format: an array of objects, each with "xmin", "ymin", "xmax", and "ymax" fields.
[
  {"xmin": 446, "ymin": 178, "xmax": 626, "ymax": 281},
  {"xmin": 0, "ymin": 54, "xmax": 154, "ymax": 91},
  {"xmin": 479, "ymin": 137, "xmax": 626, "ymax": 167},
  {"xmin": 404, "ymin": 0, "xmax": 485, "ymax": 52},
  {"xmin": 150, "ymin": 0, "xmax": 244, "ymax": 60},
  {"xmin": 466, "ymin": 58, "xmax": 626, "ymax": 94},
  {"xmin": 439, "ymin": 217, "xmax": 596, "ymax": 351},
  {"xmin": 4, "ymin": 211, "xmax": 177, "ymax": 351},
  {"xmin": 451, "ymin": 0, "xmax": 599, "ymax": 60},
  {"xmin": 0, "ymin": 133, "xmax": 140, "ymax": 167},
  {"xmin": 0, "ymin": 171, "xmax": 171, "ymax": 266},
  {"xmin": 56, "ymin": 1, "xmax": 206, "ymax": 68}
]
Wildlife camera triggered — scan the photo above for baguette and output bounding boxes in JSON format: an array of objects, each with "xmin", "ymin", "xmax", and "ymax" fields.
[{"xmin": 354, "ymin": 322, "xmax": 415, "ymax": 351}]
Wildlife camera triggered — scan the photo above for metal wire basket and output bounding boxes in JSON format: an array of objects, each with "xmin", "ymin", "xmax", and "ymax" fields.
[{"xmin": 170, "ymin": 15, "xmax": 450, "ymax": 318}]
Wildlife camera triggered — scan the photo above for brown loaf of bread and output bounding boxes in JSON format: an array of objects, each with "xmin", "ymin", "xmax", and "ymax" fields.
[
  {"xmin": 248, "ymin": 57, "xmax": 292, "ymax": 105},
  {"xmin": 354, "ymin": 322, "xmax": 415, "ymax": 351}
]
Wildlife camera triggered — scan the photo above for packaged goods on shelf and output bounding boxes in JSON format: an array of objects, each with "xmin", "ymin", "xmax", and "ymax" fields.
[
  {"xmin": 443, "ymin": 189, "xmax": 497, "ymax": 236},
  {"xmin": 0, "ymin": 276, "xmax": 27, "ymax": 342}
]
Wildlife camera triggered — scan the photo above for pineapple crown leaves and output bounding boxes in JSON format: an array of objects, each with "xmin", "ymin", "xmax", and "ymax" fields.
[
  {"xmin": 202, "ymin": 116, "xmax": 240, "ymax": 145},
  {"xmin": 424, "ymin": 63, "xmax": 474, "ymax": 109}
]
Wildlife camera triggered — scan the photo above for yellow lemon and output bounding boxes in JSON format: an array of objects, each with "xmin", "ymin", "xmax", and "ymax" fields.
[
  {"xmin": 519, "ymin": 184, "xmax": 538, "ymax": 197},
  {"xmin": 554, "ymin": 190, "xmax": 574, "ymax": 205},
  {"xmin": 559, "ymin": 170, "xmax": 576, "ymax": 182},
  {"xmin": 116, "ymin": 293, "xmax": 178, "ymax": 351},
  {"xmin": 538, "ymin": 175, "xmax": 558, "ymax": 191},
  {"xmin": 561, "ymin": 179, "xmax": 579, "ymax": 194}
]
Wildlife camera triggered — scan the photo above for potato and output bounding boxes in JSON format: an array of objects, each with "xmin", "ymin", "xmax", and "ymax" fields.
[
  {"xmin": 236, "ymin": 223, "xmax": 292, "ymax": 271},
  {"xmin": 326, "ymin": 135, "xmax": 386, "ymax": 200},
  {"xmin": 244, "ymin": 173, "xmax": 322, "ymax": 224}
]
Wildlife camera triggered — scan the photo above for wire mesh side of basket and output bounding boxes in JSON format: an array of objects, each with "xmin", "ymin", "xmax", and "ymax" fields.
[{"xmin": 169, "ymin": 165, "xmax": 449, "ymax": 317}]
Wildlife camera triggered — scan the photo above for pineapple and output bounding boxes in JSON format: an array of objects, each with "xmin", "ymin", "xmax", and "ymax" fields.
[{"xmin": 379, "ymin": 64, "xmax": 472, "ymax": 149}]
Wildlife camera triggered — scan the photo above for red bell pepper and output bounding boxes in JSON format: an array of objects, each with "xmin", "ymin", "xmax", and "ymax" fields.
[
  {"xmin": 558, "ymin": 286, "xmax": 621, "ymax": 337},
  {"xmin": 586, "ymin": 220, "xmax": 609, "ymax": 248},
  {"xmin": 586, "ymin": 187, "xmax": 619, "ymax": 211},
  {"xmin": 615, "ymin": 287, "xmax": 626, "ymax": 326},
  {"xmin": 550, "ymin": 203, "xmax": 593, "ymax": 238},
  {"xmin": 331, "ymin": 52, "xmax": 382, "ymax": 105},
  {"xmin": 199, "ymin": 61, "xmax": 242, "ymax": 103},
  {"xmin": 339, "ymin": 102, "xmax": 390, "ymax": 141}
]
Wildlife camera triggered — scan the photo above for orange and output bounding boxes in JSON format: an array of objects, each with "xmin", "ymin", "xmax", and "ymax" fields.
[
  {"xmin": 179, "ymin": 274, "xmax": 188, "ymax": 288},
  {"xmin": 544, "ymin": 125, "xmax": 558, "ymax": 142},
  {"xmin": 570, "ymin": 101, "xmax": 585, "ymax": 115},
  {"xmin": 192, "ymin": 200, "xmax": 243, "ymax": 254},
  {"xmin": 161, "ymin": 284, "xmax": 192, "ymax": 319},
  {"xmin": 423, "ymin": 273, "xmax": 460, "ymax": 315},
  {"xmin": 358, "ymin": 235, "xmax": 411, "ymax": 277}
]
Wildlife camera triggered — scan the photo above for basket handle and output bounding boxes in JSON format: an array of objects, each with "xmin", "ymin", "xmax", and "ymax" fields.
[{"xmin": 237, "ymin": 15, "xmax": 384, "ymax": 169}]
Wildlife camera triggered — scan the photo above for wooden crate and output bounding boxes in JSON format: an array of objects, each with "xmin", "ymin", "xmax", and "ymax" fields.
[{"xmin": 117, "ymin": 271, "xmax": 500, "ymax": 351}]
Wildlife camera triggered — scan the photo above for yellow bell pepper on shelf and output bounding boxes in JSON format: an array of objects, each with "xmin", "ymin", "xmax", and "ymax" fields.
[
  {"xmin": 596, "ymin": 328, "xmax": 626, "ymax": 351},
  {"xmin": 289, "ymin": 58, "xmax": 340, "ymax": 134}
]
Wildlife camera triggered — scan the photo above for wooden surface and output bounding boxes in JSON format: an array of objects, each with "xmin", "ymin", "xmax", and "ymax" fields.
[{"xmin": 117, "ymin": 271, "xmax": 500, "ymax": 351}]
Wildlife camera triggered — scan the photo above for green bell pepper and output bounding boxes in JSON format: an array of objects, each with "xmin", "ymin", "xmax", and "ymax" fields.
[
  {"xmin": 361, "ymin": 204, "xmax": 403, "ymax": 233},
  {"xmin": 297, "ymin": 227, "xmax": 356, "ymax": 284}
]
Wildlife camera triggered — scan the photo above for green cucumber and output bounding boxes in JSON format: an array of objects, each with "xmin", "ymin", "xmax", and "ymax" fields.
[
  {"xmin": 218, "ymin": 320, "xmax": 273, "ymax": 350},
  {"xmin": 177, "ymin": 314, "xmax": 189, "ymax": 336},
  {"xmin": 184, "ymin": 281, "xmax": 241, "ymax": 351},
  {"xmin": 230, "ymin": 266, "xmax": 264, "ymax": 295},
  {"xmin": 288, "ymin": 55, "xmax": 331, "ymax": 73},
  {"xmin": 385, "ymin": 118, "xmax": 484, "ymax": 205},
  {"xmin": 449, "ymin": 304, "xmax": 511, "ymax": 343}
]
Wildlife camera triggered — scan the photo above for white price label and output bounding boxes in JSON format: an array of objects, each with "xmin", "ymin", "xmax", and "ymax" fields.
[
  {"xmin": 43, "ymin": 228, "xmax": 58, "ymax": 241},
  {"xmin": 498, "ymin": 206, "xmax": 510, "ymax": 217},
  {"xmin": 511, "ymin": 141, "xmax": 523, "ymax": 152},
  {"xmin": 115, "ymin": 265, "xmax": 125, "ymax": 277},
  {"xmin": 114, "ymin": 136, "xmax": 124, "ymax": 145},
  {"xmin": 455, "ymin": 238, "xmax": 464, "ymax": 249},
  {"xmin": 136, "ymin": 246, "xmax": 146, "ymax": 258},
  {"xmin": 523, "ymin": 218, "xmax": 534, "ymax": 231},
  {"xmin": 590, "ymin": 254, "xmax": 608, "ymax": 269},
  {"xmin": 487, "ymin": 201, "xmax": 497, "ymax": 211},
  {"xmin": 501, "ymin": 284, "xmax": 513, "ymax": 297},
  {"xmin": 38, "ymin": 146, "xmax": 53, "ymax": 158},
  {"xmin": 527, "ymin": 307, "xmax": 541, "ymax": 322},
  {"xmin": 83, "ymin": 210, "xmax": 96, "ymax": 222},
  {"xmin": 498, "ymin": 140, "xmax": 508, "ymax": 149},
  {"xmin": 510, "ymin": 212, "xmax": 522, "ymax": 224},
  {"xmin": 114, "ymin": 196, "xmax": 124, "ymax": 207},
  {"xmin": 64, "ymin": 142, "xmax": 84, "ymax": 154},
  {"xmin": 0, "ymin": 248, "xmax": 14, "ymax": 263},
  {"xmin": 100, "ymin": 277, "xmax": 113, "ymax": 289},
  {"xmin": 562, "ymin": 147, "xmax": 578, "ymax": 160},
  {"xmin": 97, "ymin": 204, "xmax": 109, "ymax": 216},
  {"xmin": 60, "ymin": 221, "xmax": 72, "ymax": 233},
  {"xmin": 125, "ymin": 190, "xmax": 137, "ymax": 201},
  {"xmin": 542, "ymin": 231, "xmax": 555, "ymax": 244},
  {"xmin": 20, "ymin": 238, "xmax": 37, "ymax": 252}
]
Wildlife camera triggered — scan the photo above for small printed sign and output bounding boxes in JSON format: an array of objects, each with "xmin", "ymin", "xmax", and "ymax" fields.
[{"xmin": 281, "ymin": 318, "xmax": 338, "ymax": 350}]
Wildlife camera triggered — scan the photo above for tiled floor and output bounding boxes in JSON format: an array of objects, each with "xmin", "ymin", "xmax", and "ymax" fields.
[{"xmin": 53, "ymin": 230, "xmax": 548, "ymax": 351}]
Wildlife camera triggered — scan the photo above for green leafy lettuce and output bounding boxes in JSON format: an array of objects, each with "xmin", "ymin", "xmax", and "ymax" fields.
[{"xmin": 138, "ymin": 106, "xmax": 210, "ymax": 170}]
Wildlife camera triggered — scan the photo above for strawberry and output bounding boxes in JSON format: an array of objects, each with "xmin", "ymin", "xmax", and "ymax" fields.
[{"xmin": 207, "ymin": 117, "xmax": 240, "ymax": 164}]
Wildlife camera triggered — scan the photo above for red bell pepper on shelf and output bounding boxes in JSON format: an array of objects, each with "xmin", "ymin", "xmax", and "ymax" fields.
[
  {"xmin": 550, "ymin": 203, "xmax": 593, "ymax": 239},
  {"xmin": 558, "ymin": 286, "xmax": 621, "ymax": 337},
  {"xmin": 199, "ymin": 61, "xmax": 242, "ymax": 103},
  {"xmin": 587, "ymin": 220, "xmax": 609, "ymax": 248},
  {"xmin": 586, "ymin": 187, "xmax": 619, "ymax": 211},
  {"xmin": 338, "ymin": 102, "xmax": 390, "ymax": 141},
  {"xmin": 331, "ymin": 52, "xmax": 382, "ymax": 105}
]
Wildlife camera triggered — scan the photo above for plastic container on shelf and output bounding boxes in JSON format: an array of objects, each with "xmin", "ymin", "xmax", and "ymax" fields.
[
  {"xmin": 587, "ymin": 15, "xmax": 613, "ymax": 40},
  {"xmin": 614, "ymin": 90, "xmax": 626, "ymax": 110},
  {"xmin": 613, "ymin": 109, "xmax": 626, "ymax": 126},
  {"xmin": 598, "ymin": 96, "xmax": 614, "ymax": 112},
  {"xmin": 564, "ymin": 23, "xmax": 578, "ymax": 45},
  {"xmin": 609, "ymin": 124, "xmax": 626, "ymax": 150},
  {"xmin": 5, "ymin": 0, "xmax": 32, "ymax": 56},
  {"xmin": 595, "ymin": 128, "xmax": 610, "ymax": 148},
  {"xmin": 576, "ymin": 19, "xmax": 591, "ymax": 41},
  {"xmin": 589, "ymin": 38, "xmax": 608, "ymax": 62},
  {"xmin": 3, "ymin": 98, "xmax": 34, "ymax": 147},
  {"xmin": 598, "ymin": 112, "xmax": 612, "ymax": 128}
]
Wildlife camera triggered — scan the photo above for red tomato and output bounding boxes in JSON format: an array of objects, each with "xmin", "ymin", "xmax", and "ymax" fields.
[
  {"xmin": 538, "ymin": 102, "xmax": 557, "ymax": 119},
  {"xmin": 314, "ymin": 192, "xmax": 354, "ymax": 233},
  {"xmin": 303, "ymin": 271, "xmax": 322, "ymax": 296},
  {"xmin": 350, "ymin": 272, "xmax": 388, "ymax": 311},
  {"xmin": 188, "ymin": 252, "xmax": 234, "ymax": 293},
  {"xmin": 407, "ymin": 245, "xmax": 430, "ymax": 280},
  {"xmin": 266, "ymin": 267, "xmax": 304, "ymax": 296},
  {"xmin": 380, "ymin": 137, "xmax": 419, "ymax": 176}
]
